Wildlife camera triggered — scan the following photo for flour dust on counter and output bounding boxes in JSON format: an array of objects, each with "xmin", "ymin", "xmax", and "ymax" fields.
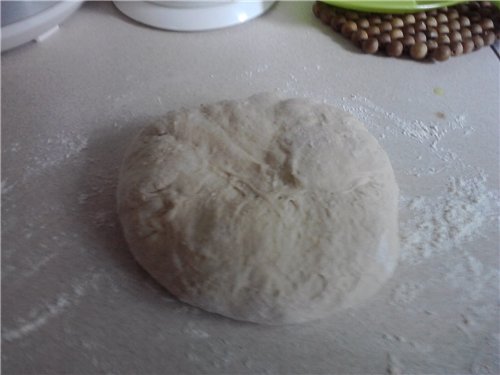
[
  {"xmin": 400, "ymin": 174, "xmax": 499, "ymax": 264},
  {"xmin": 341, "ymin": 94, "xmax": 499, "ymax": 374},
  {"xmin": 25, "ymin": 131, "xmax": 88, "ymax": 182},
  {"xmin": 283, "ymin": 93, "xmax": 499, "ymax": 262},
  {"xmin": 2, "ymin": 270, "xmax": 103, "ymax": 342},
  {"xmin": 1, "ymin": 118, "xmax": 139, "ymax": 348}
]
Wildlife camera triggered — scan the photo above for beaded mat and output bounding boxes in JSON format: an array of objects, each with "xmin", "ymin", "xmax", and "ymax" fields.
[{"xmin": 313, "ymin": 1, "xmax": 500, "ymax": 61}]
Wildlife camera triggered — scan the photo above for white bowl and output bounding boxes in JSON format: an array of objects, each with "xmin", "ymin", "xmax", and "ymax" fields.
[
  {"xmin": 1, "ymin": 1, "xmax": 83, "ymax": 52},
  {"xmin": 113, "ymin": 1, "xmax": 275, "ymax": 31}
]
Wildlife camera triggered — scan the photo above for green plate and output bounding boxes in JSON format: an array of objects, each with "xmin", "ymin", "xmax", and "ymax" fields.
[{"xmin": 322, "ymin": 1, "xmax": 464, "ymax": 13}]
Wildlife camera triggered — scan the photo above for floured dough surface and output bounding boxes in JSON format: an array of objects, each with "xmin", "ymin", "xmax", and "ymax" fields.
[{"xmin": 117, "ymin": 93, "xmax": 399, "ymax": 324}]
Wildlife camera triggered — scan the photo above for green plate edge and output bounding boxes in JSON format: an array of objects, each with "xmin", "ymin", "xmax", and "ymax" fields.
[{"xmin": 321, "ymin": 0, "xmax": 466, "ymax": 14}]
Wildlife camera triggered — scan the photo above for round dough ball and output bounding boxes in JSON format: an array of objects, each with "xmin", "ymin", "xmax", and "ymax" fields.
[{"xmin": 117, "ymin": 94, "xmax": 399, "ymax": 325}]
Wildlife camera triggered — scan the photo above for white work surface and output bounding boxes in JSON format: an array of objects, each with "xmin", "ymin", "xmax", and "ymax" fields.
[{"xmin": 2, "ymin": 2, "xmax": 499, "ymax": 374}]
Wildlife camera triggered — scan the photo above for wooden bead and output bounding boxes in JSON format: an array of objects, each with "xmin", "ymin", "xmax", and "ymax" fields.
[
  {"xmin": 426, "ymin": 17, "xmax": 438, "ymax": 28},
  {"xmin": 470, "ymin": 23, "xmax": 483, "ymax": 35},
  {"xmin": 437, "ymin": 34, "xmax": 451, "ymax": 44},
  {"xmin": 437, "ymin": 13, "xmax": 448, "ymax": 24},
  {"xmin": 427, "ymin": 39, "xmax": 438, "ymax": 51},
  {"xmin": 391, "ymin": 17, "xmax": 404, "ymax": 28},
  {"xmin": 459, "ymin": 16, "xmax": 471, "ymax": 27},
  {"xmin": 386, "ymin": 40, "xmax": 404, "ymax": 57},
  {"xmin": 351, "ymin": 29, "xmax": 369, "ymax": 45},
  {"xmin": 403, "ymin": 25, "xmax": 416, "ymax": 35},
  {"xmin": 480, "ymin": 18, "xmax": 494, "ymax": 30},
  {"xmin": 345, "ymin": 11, "xmax": 359, "ymax": 20},
  {"xmin": 341, "ymin": 21, "xmax": 358, "ymax": 37},
  {"xmin": 472, "ymin": 34, "xmax": 484, "ymax": 49},
  {"xmin": 331, "ymin": 16, "xmax": 347, "ymax": 31},
  {"xmin": 410, "ymin": 42, "xmax": 428, "ymax": 59},
  {"xmin": 415, "ymin": 12, "xmax": 427, "ymax": 21},
  {"xmin": 433, "ymin": 45, "xmax": 451, "ymax": 61},
  {"xmin": 357, "ymin": 18, "xmax": 370, "ymax": 29},
  {"xmin": 461, "ymin": 28, "xmax": 472, "ymax": 39},
  {"xmin": 483, "ymin": 31, "xmax": 496, "ymax": 46},
  {"xmin": 415, "ymin": 20, "xmax": 427, "ymax": 32},
  {"xmin": 320, "ymin": 8, "xmax": 335, "ymax": 24},
  {"xmin": 415, "ymin": 31, "xmax": 427, "ymax": 43},
  {"xmin": 470, "ymin": 24, "xmax": 483, "ymax": 35},
  {"xmin": 367, "ymin": 25, "xmax": 381, "ymax": 37},
  {"xmin": 390, "ymin": 29, "xmax": 404, "ymax": 39},
  {"xmin": 382, "ymin": 14, "xmax": 393, "ymax": 21},
  {"xmin": 450, "ymin": 41, "xmax": 464, "ymax": 56},
  {"xmin": 448, "ymin": 19, "xmax": 461, "ymax": 31},
  {"xmin": 380, "ymin": 21, "xmax": 392, "ymax": 33},
  {"xmin": 427, "ymin": 28, "xmax": 438, "ymax": 39},
  {"xmin": 462, "ymin": 38, "xmax": 475, "ymax": 53},
  {"xmin": 362, "ymin": 38, "xmax": 379, "ymax": 54},
  {"xmin": 449, "ymin": 31, "xmax": 462, "ymax": 43},
  {"xmin": 369, "ymin": 16, "xmax": 382, "ymax": 25},
  {"xmin": 404, "ymin": 14, "xmax": 416, "ymax": 25},
  {"xmin": 378, "ymin": 32, "xmax": 392, "ymax": 45},
  {"xmin": 438, "ymin": 24, "xmax": 450, "ymax": 35},
  {"xmin": 403, "ymin": 35, "xmax": 416, "ymax": 49},
  {"xmin": 447, "ymin": 9, "xmax": 459, "ymax": 20}
]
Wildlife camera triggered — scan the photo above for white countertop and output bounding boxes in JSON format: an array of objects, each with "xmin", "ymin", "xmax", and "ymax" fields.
[{"xmin": 2, "ymin": 2, "xmax": 499, "ymax": 374}]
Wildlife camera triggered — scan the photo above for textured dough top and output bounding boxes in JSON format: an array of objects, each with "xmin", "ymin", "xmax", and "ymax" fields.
[{"xmin": 117, "ymin": 93, "xmax": 399, "ymax": 324}]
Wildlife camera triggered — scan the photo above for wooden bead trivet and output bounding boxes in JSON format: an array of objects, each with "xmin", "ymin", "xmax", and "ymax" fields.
[{"xmin": 313, "ymin": 1, "xmax": 500, "ymax": 61}]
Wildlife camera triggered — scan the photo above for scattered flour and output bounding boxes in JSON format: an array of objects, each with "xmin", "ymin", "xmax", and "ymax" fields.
[
  {"xmin": 1, "ymin": 296, "xmax": 71, "ymax": 342},
  {"xmin": 23, "ymin": 132, "xmax": 88, "ymax": 180},
  {"xmin": 382, "ymin": 334, "xmax": 407, "ymax": 344},
  {"xmin": 400, "ymin": 175, "xmax": 499, "ymax": 264},
  {"xmin": 21, "ymin": 251, "xmax": 60, "ymax": 279},
  {"xmin": 443, "ymin": 254, "xmax": 499, "ymax": 304},
  {"xmin": 391, "ymin": 282, "xmax": 423, "ymax": 306},
  {"xmin": 1, "ymin": 179, "xmax": 15, "ymax": 195},
  {"xmin": 1, "ymin": 272, "xmax": 102, "ymax": 342},
  {"xmin": 183, "ymin": 322, "xmax": 210, "ymax": 339},
  {"xmin": 336, "ymin": 95, "xmax": 470, "ymax": 147}
]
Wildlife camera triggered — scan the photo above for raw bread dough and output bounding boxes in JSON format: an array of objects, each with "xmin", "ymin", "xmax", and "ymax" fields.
[{"xmin": 117, "ymin": 93, "xmax": 399, "ymax": 324}]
